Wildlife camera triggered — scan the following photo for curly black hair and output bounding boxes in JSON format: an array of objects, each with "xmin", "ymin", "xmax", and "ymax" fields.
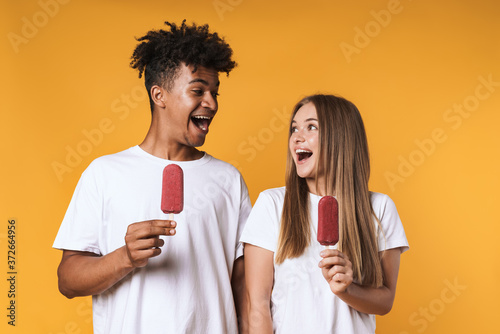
[{"xmin": 130, "ymin": 20, "xmax": 237, "ymax": 111}]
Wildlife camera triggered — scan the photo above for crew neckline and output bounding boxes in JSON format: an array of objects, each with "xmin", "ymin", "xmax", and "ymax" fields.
[
  {"xmin": 131, "ymin": 145, "xmax": 211, "ymax": 167},
  {"xmin": 309, "ymin": 192, "xmax": 336, "ymax": 201}
]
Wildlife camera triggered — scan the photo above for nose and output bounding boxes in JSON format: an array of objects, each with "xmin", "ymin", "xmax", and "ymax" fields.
[
  {"xmin": 291, "ymin": 130, "xmax": 305, "ymax": 143},
  {"xmin": 201, "ymin": 93, "xmax": 218, "ymax": 111}
]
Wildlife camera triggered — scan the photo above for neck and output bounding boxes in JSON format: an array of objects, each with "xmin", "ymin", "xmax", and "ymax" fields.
[
  {"xmin": 306, "ymin": 176, "xmax": 330, "ymax": 196},
  {"xmin": 139, "ymin": 111, "xmax": 203, "ymax": 161}
]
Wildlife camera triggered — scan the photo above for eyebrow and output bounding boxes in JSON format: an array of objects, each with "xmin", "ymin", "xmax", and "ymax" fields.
[
  {"xmin": 291, "ymin": 118, "xmax": 318, "ymax": 123},
  {"xmin": 188, "ymin": 78, "xmax": 220, "ymax": 87}
]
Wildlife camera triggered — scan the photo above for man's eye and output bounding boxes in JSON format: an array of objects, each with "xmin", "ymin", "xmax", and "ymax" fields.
[
  {"xmin": 192, "ymin": 89, "xmax": 203, "ymax": 95},
  {"xmin": 212, "ymin": 92, "xmax": 219, "ymax": 98}
]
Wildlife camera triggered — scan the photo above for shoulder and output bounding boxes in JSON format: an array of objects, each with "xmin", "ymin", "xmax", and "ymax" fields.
[
  {"xmin": 370, "ymin": 191, "xmax": 403, "ymax": 228},
  {"xmin": 369, "ymin": 191, "xmax": 393, "ymax": 207},
  {"xmin": 93, "ymin": 146, "xmax": 139, "ymax": 164},
  {"xmin": 87, "ymin": 146, "xmax": 138, "ymax": 169},
  {"xmin": 251, "ymin": 187, "xmax": 286, "ymax": 211},
  {"xmin": 258, "ymin": 187, "xmax": 286, "ymax": 202},
  {"xmin": 370, "ymin": 191, "xmax": 399, "ymax": 220},
  {"xmin": 204, "ymin": 154, "xmax": 243, "ymax": 178},
  {"xmin": 370, "ymin": 192, "xmax": 409, "ymax": 252},
  {"xmin": 75, "ymin": 147, "xmax": 140, "ymax": 185},
  {"xmin": 202, "ymin": 155, "xmax": 249, "ymax": 196},
  {"xmin": 241, "ymin": 187, "xmax": 284, "ymax": 250}
]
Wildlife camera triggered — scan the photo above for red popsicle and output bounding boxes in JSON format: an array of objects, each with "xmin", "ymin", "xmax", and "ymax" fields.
[
  {"xmin": 161, "ymin": 164, "xmax": 184, "ymax": 219},
  {"xmin": 317, "ymin": 196, "xmax": 339, "ymax": 247}
]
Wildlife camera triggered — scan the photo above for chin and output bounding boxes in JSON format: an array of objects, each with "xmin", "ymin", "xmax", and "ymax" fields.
[
  {"xmin": 191, "ymin": 139, "xmax": 204, "ymax": 146},
  {"xmin": 187, "ymin": 136, "xmax": 206, "ymax": 147},
  {"xmin": 296, "ymin": 170, "xmax": 312, "ymax": 179}
]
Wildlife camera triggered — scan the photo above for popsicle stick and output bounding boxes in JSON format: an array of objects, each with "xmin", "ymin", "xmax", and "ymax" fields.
[{"xmin": 168, "ymin": 213, "xmax": 174, "ymax": 221}]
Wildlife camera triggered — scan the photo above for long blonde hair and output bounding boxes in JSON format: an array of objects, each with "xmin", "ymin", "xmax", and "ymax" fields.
[{"xmin": 275, "ymin": 94, "xmax": 383, "ymax": 288}]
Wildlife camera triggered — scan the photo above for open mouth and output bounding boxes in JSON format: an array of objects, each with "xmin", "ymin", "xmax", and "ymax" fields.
[
  {"xmin": 191, "ymin": 115, "xmax": 213, "ymax": 132},
  {"xmin": 296, "ymin": 149, "xmax": 313, "ymax": 162}
]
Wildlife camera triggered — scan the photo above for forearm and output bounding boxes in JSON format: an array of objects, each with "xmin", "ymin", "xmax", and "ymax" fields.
[
  {"xmin": 247, "ymin": 298, "xmax": 273, "ymax": 334},
  {"xmin": 57, "ymin": 246, "xmax": 134, "ymax": 298},
  {"xmin": 232, "ymin": 257, "xmax": 248, "ymax": 334},
  {"xmin": 244, "ymin": 244, "xmax": 274, "ymax": 334},
  {"xmin": 320, "ymin": 248, "xmax": 402, "ymax": 315},
  {"xmin": 336, "ymin": 282, "xmax": 394, "ymax": 315}
]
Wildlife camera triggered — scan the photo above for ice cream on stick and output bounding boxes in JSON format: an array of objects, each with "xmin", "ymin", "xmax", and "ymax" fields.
[
  {"xmin": 317, "ymin": 196, "xmax": 339, "ymax": 248},
  {"xmin": 161, "ymin": 164, "xmax": 184, "ymax": 220}
]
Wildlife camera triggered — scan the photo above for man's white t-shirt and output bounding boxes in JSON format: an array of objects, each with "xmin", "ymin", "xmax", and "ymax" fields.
[
  {"xmin": 53, "ymin": 146, "xmax": 251, "ymax": 334},
  {"xmin": 240, "ymin": 187, "xmax": 409, "ymax": 334}
]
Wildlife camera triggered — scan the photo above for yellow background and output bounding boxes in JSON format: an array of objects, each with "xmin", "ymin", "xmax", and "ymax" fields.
[{"xmin": 2, "ymin": 0, "xmax": 499, "ymax": 333}]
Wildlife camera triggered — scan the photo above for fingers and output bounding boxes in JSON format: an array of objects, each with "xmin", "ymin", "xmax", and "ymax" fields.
[
  {"xmin": 327, "ymin": 266, "xmax": 349, "ymax": 280},
  {"xmin": 319, "ymin": 249, "xmax": 344, "ymax": 259},
  {"xmin": 318, "ymin": 249, "xmax": 354, "ymax": 294},
  {"xmin": 321, "ymin": 262, "xmax": 351, "ymax": 284},
  {"xmin": 126, "ymin": 220, "xmax": 177, "ymax": 237},
  {"xmin": 318, "ymin": 250, "xmax": 350, "ymax": 269},
  {"xmin": 126, "ymin": 247, "xmax": 162, "ymax": 268},
  {"xmin": 124, "ymin": 220, "xmax": 177, "ymax": 268},
  {"xmin": 131, "ymin": 236, "xmax": 165, "ymax": 250},
  {"xmin": 328, "ymin": 271, "xmax": 353, "ymax": 294},
  {"xmin": 318, "ymin": 256, "xmax": 348, "ymax": 269}
]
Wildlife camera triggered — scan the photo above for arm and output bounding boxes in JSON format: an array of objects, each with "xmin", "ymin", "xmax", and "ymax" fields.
[
  {"xmin": 57, "ymin": 219, "xmax": 176, "ymax": 298},
  {"xmin": 318, "ymin": 248, "xmax": 402, "ymax": 315},
  {"xmin": 232, "ymin": 256, "xmax": 248, "ymax": 334},
  {"xmin": 244, "ymin": 244, "xmax": 274, "ymax": 334}
]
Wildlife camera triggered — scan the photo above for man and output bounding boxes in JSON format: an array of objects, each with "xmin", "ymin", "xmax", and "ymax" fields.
[{"xmin": 54, "ymin": 21, "xmax": 250, "ymax": 333}]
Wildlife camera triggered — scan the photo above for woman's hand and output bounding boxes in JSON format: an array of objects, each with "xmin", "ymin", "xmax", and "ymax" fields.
[
  {"xmin": 319, "ymin": 248, "xmax": 402, "ymax": 315},
  {"xmin": 318, "ymin": 249, "xmax": 354, "ymax": 294}
]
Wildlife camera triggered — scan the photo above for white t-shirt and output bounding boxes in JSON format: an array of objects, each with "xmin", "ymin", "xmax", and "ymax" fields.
[
  {"xmin": 53, "ymin": 146, "xmax": 251, "ymax": 334},
  {"xmin": 240, "ymin": 187, "xmax": 409, "ymax": 334}
]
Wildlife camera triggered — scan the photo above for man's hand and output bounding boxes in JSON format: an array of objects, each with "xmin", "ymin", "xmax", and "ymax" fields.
[
  {"xmin": 124, "ymin": 220, "xmax": 176, "ymax": 268},
  {"xmin": 57, "ymin": 219, "xmax": 177, "ymax": 298}
]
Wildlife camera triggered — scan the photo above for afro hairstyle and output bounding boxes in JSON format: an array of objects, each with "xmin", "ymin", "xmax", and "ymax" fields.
[{"xmin": 130, "ymin": 20, "xmax": 237, "ymax": 111}]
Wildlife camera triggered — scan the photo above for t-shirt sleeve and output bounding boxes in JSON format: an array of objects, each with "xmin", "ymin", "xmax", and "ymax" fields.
[
  {"xmin": 53, "ymin": 162, "xmax": 103, "ymax": 255},
  {"xmin": 240, "ymin": 191, "xmax": 280, "ymax": 253},
  {"xmin": 235, "ymin": 175, "xmax": 252, "ymax": 259},
  {"xmin": 375, "ymin": 194, "xmax": 409, "ymax": 253}
]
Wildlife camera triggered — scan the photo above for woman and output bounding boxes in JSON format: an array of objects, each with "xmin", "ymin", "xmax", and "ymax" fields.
[{"xmin": 241, "ymin": 94, "xmax": 409, "ymax": 333}]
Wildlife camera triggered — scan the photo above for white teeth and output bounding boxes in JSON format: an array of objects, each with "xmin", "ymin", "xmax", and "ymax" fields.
[
  {"xmin": 192, "ymin": 115, "xmax": 211, "ymax": 119},
  {"xmin": 296, "ymin": 149, "xmax": 311, "ymax": 154}
]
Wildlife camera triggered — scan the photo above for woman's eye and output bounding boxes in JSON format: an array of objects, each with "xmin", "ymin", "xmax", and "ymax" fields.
[
  {"xmin": 309, "ymin": 124, "xmax": 318, "ymax": 130},
  {"xmin": 290, "ymin": 127, "xmax": 298, "ymax": 133}
]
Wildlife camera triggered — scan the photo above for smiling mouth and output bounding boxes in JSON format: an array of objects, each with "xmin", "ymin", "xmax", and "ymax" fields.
[
  {"xmin": 296, "ymin": 149, "xmax": 313, "ymax": 162},
  {"xmin": 191, "ymin": 115, "xmax": 213, "ymax": 132}
]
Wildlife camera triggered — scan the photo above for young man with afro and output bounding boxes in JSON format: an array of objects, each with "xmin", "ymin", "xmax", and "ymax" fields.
[{"xmin": 54, "ymin": 21, "xmax": 250, "ymax": 334}]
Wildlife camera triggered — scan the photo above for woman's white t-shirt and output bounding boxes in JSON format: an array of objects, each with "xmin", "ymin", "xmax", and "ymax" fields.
[{"xmin": 240, "ymin": 187, "xmax": 409, "ymax": 334}]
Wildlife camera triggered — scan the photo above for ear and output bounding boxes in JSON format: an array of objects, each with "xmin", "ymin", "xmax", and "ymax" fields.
[{"xmin": 150, "ymin": 85, "xmax": 166, "ymax": 108}]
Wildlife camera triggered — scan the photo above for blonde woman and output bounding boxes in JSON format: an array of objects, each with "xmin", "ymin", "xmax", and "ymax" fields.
[{"xmin": 241, "ymin": 94, "xmax": 409, "ymax": 333}]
